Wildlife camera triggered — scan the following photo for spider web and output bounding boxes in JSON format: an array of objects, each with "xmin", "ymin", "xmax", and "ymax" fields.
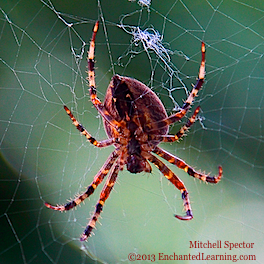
[{"xmin": 0, "ymin": 0, "xmax": 264, "ymax": 263}]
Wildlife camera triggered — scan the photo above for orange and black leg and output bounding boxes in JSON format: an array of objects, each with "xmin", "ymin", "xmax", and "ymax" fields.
[
  {"xmin": 162, "ymin": 106, "xmax": 200, "ymax": 143},
  {"xmin": 45, "ymin": 151, "xmax": 118, "ymax": 212},
  {"xmin": 63, "ymin": 105, "xmax": 116, "ymax": 147},
  {"xmin": 147, "ymin": 153, "xmax": 193, "ymax": 220},
  {"xmin": 80, "ymin": 161, "xmax": 120, "ymax": 241},
  {"xmin": 153, "ymin": 146, "xmax": 222, "ymax": 184},
  {"xmin": 87, "ymin": 21, "xmax": 122, "ymax": 131},
  {"xmin": 150, "ymin": 42, "xmax": 205, "ymax": 130}
]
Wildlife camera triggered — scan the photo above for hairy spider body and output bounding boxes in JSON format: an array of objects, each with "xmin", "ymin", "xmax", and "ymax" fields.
[
  {"xmin": 103, "ymin": 74, "xmax": 168, "ymax": 174},
  {"xmin": 45, "ymin": 21, "xmax": 222, "ymax": 241}
]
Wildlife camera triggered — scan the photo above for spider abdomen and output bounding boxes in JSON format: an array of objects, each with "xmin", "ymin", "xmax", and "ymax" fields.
[
  {"xmin": 103, "ymin": 75, "xmax": 168, "ymax": 174},
  {"xmin": 103, "ymin": 74, "xmax": 169, "ymax": 139}
]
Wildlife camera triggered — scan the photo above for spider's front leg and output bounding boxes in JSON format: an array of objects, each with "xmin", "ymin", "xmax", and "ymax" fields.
[
  {"xmin": 81, "ymin": 161, "xmax": 120, "ymax": 241},
  {"xmin": 146, "ymin": 153, "xmax": 193, "ymax": 220},
  {"xmin": 45, "ymin": 151, "xmax": 118, "ymax": 212}
]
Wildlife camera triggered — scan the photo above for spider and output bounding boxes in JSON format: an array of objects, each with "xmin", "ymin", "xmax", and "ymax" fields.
[{"xmin": 45, "ymin": 21, "xmax": 222, "ymax": 241}]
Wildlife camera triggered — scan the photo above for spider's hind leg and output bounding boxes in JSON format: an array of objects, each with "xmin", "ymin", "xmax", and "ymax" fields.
[
  {"xmin": 64, "ymin": 105, "xmax": 115, "ymax": 147},
  {"xmin": 149, "ymin": 42, "xmax": 205, "ymax": 131},
  {"xmin": 87, "ymin": 21, "xmax": 123, "ymax": 132},
  {"xmin": 162, "ymin": 106, "xmax": 200, "ymax": 143},
  {"xmin": 87, "ymin": 21, "xmax": 108, "ymax": 115}
]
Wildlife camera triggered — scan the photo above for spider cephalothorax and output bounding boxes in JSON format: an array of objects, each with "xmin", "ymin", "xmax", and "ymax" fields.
[{"xmin": 45, "ymin": 21, "xmax": 222, "ymax": 241}]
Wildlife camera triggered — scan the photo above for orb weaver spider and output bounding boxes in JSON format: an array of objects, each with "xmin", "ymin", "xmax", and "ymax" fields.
[{"xmin": 45, "ymin": 21, "xmax": 222, "ymax": 241}]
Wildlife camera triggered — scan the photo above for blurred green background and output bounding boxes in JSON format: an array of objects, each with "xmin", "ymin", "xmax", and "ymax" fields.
[{"xmin": 0, "ymin": 0, "xmax": 264, "ymax": 263}]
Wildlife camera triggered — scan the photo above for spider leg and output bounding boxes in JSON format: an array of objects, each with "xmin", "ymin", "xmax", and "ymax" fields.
[
  {"xmin": 146, "ymin": 153, "xmax": 193, "ymax": 220},
  {"xmin": 153, "ymin": 146, "xmax": 222, "ymax": 184},
  {"xmin": 162, "ymin": 106, "xmax": 200, "ymax": 143},
  {"xmin": 80, "ymin": 160, "xmax": 120, "ymax": 241},
  {"xmin": 87, "ymin": 21, "xmax": 122, "ymax": 132},
  {"xmin": 45, "ymin": 151, "xmax": 118, "ymax": 211},
  {"xmin": 63, "ymin": 105, "xmax": 115, "ymax": 147},
  {"xmin": 150, "ymin": 42, "xmax": 205, "ymax": 130}
]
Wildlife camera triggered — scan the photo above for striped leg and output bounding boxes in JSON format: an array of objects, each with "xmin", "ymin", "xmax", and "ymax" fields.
[
  {"xmin": 45, "ymin": 151, "xmax": 118, "ymax": 212},
  {"xmin": 162, "ymin": 106, "xmax": 200, "ymax": 143},
  {"xmin": 147, "ymin": 153, "xmax": 193, "ymax": 220},
  {"xmin": 153, "ymin": 146, "xmax": 222, "ymax": 184},
  {"xmin": 64, "ymin": 105, "xmax": 115, "ymax": 147},
  {"xmin": 87, "ymin": 21, "xmax": 122, "ymax": 131},
  {"xmin": 80, "ymin": 161, "xmax": 120, "ymax": 241},
  {"xmin": 87, "ymin": 21, "xmax": 104, "ymax": 111},
  {"xmin": 150, "ymin": 42, "xmax": 205, "ymax": 130}
]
